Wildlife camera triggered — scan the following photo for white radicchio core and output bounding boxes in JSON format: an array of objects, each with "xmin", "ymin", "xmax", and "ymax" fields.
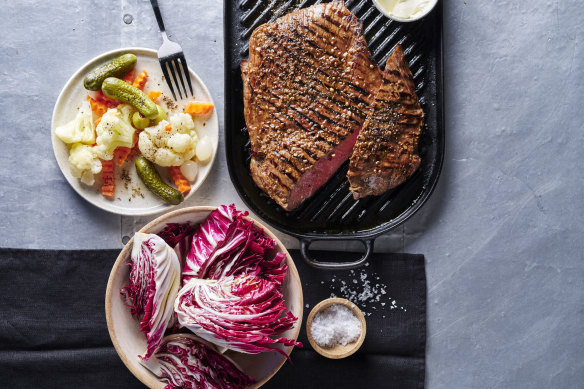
[{"xmin": 121, "ymin": 232, "xmax": 181, "ymax": 360}]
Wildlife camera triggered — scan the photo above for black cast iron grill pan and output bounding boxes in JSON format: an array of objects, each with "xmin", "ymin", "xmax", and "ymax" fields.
[{"xmin": 224, "ymin": 0, "xmax": 444, "ymax": 269}]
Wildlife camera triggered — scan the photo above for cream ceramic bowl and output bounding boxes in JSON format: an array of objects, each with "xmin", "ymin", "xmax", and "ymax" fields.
[
  {"xmin": 105, "ymin": 206, "xmax": 303, "ymax": 388},
  {"xmin": 373, "ymin": 0, "xmax": 438, "ymax": 23}
]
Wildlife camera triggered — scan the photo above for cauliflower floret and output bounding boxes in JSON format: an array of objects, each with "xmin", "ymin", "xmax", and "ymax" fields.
[
  {"xmin": 167, "ymin": 133, "xmax": 193, "ymax": 153},
  {"xmin": 138, "ymin": 113, "xmax": 198, "ymax": 167},
  {"xmin": 68, "ymin": 143, "xmax": 102, "ymax": 185},
  {"xmin": 170, "ymin": 113, "xmax": 196, "ymax": 132},
  {"xmin": 55, "ymin": 101, "xmax": 95, "ymax": 145},
  {"xmin": 94, "ymin": 104, "xmax": 136, "ymax": 161}
]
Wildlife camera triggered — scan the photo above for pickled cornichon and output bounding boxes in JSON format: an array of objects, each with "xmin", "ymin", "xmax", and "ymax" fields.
[
  {"xmin": 102, "ymin": 77, "xmax": 159, "ymax": 119},
  {"xmin": 153, "ymin": 104, "xmax": 167, "ymax": 124},
  {"xmin": 135, "ymin": 157, "xmax": 184, "ymax": 205},
  {"xmin": 132, "ymin": 112, "xmax": 150, "ymax": 130},
  {"xmin": 83, "ymin": 53, "xmax": 137, "ymax": 91}
]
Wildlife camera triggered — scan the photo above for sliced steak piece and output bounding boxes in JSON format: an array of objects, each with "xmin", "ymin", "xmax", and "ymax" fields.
[
  {"xmin": 242, "ymin": 2, "xmax": 382, "ymax": 211},
  {"xmin": 347, "ymin": 45, "xmax": 424, "ymax": 199}
]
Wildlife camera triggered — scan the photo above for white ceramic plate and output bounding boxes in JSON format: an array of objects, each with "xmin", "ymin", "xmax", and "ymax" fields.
[
  {"xmin": 105, "ymin": 207, "xmax": 304, "ymax": 388},
  {"xmin": 51, "ymin": 47, "xmax": 219, "ymax": 216}
]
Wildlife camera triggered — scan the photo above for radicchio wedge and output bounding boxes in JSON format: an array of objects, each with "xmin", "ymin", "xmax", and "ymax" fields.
[
  {"xmin": 183, "ymin": 204, "xmax": 243, "ymax": 281},
  {"xmin": 121, "ymin": 233, "xmax": 181, "ymax": 360},
  {"xmin": 183, "ymin": 204, "xmax": 288, "ymax": 285},
  {"xmin": 141, "ymin": 334, "xmax": 255, "ymax": 389},
  {"xmin": 175, "ymin": 273, "xmax": 301, "ymax": 357}
]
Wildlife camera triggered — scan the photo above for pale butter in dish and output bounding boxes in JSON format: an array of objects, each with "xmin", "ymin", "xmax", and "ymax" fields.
[{"xmin": 373, "ymin": 0, "xmax": 438, "ymax": 22}]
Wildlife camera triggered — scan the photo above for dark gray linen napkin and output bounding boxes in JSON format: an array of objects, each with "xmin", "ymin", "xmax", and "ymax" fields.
[
  {"xmin": 0, "ymin": 248, "xmax": 426, "ymax": 388},
  {"xmin": 264, "ymin": 250, "xmax": 426, "ymax": 389}
]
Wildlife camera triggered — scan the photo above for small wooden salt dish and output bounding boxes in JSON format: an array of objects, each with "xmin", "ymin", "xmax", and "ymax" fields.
[{"xmin": 306, "ymin": 298, "xmax": 366, "ymax": 359}]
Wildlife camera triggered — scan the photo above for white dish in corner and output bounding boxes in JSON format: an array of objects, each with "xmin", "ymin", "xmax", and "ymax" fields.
[
  {"xmin": 373, "ymin": 0, "xmax": 438, "ymax": 22},
  {"xmin": 51, "ymin": 47, "xmax": 219, "ymax": 216}
]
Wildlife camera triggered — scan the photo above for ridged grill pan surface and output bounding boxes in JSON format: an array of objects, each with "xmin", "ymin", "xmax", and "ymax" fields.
[{"xmin": 224, "ymin": 0, "xmax": 444, "ymax": 268}]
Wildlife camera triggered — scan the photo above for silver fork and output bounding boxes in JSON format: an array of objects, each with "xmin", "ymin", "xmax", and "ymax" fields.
[{"xmin": 150, "ymin": 0, "xmax": 193, "ymax": 100}]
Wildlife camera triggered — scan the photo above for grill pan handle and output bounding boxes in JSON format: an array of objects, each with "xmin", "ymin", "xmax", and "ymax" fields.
[{"xmin": 299, "ymin": 238, "xmax": 374, "ymax": 270}]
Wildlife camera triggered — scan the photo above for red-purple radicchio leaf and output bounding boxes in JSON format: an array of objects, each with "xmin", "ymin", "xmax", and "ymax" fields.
[
  {"xmin": 183, "ymin": 204, "xmax": 288, "ymax": 285},
  {"xmin": 121, "ymin": 233, "xmax": 181, "ymax": 360},
  {"xmin": 140, "ymin": 334, "xmax": 255, "ymax": 389},
  {"xmin": 175, "ymin": 273, "xmax": 302, "ymax": 358},
  {"xmin": 157, "ymin": 223, "xmax": 196, "ymax": 262}
]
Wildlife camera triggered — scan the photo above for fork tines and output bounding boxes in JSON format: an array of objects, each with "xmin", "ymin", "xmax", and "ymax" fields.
[{"xmin": 159, "ymin": 53, "xmax": 193, "ymax": 101}]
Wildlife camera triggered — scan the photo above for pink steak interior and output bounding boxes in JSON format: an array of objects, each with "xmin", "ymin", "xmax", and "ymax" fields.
[{"xmin": 288, "ymin": 129, "xmax": 360, "ymax": 210}]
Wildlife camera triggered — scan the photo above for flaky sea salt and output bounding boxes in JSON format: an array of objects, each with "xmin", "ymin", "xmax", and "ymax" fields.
[
  {"xmin": 325, "ymin": 263, "xmax": 406, "ymax": 315},
  {"xmin": 310, "ymin": 304, "xmax": 361, "ymax": 348}
]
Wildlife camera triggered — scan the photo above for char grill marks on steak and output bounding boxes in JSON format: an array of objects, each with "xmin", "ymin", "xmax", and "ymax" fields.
[
  {"xmin": 242, "ymin": 2, "xmax": 382, "ymax": 211},
  {"xmin": 348, "ymin": 45, "xmax": 424, "ymax": 199}
]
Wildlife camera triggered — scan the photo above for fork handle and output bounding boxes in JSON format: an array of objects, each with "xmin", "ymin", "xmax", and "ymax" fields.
[{"xmin": 150, "ymin": 0, "xmax": 167, "ymax": 36}]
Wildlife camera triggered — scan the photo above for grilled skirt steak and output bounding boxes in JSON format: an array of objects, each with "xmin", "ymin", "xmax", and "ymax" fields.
[
  {"xmin": 241, "ymin": 1, "xmax": 382, "ymax": 211},
  {"xmin": 241, "ymin": 2, "xmax": 423, "ymax": 209},
  {"xmin": 347, "ymin": 45, "xmax": 424, "ymax": 199}
]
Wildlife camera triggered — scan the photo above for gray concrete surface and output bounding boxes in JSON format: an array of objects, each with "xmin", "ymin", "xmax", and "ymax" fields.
[{"xmin": 0, "ymin": 0, "xmax": 582, "ymax": 388}]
